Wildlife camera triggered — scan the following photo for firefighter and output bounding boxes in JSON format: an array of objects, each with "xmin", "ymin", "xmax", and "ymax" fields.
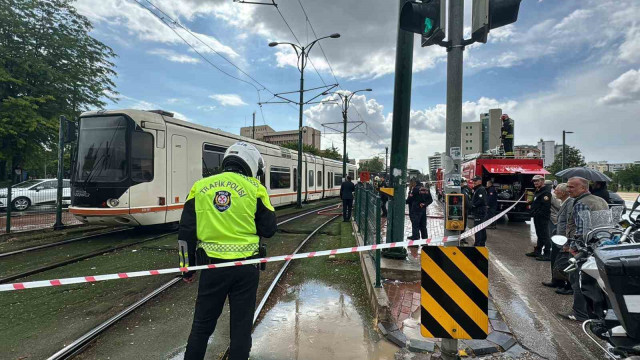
[
  {"xmin": 179, "ymin": 141, "xmax": 278, "ymax": 360},
  {"xmin": 501, "ymin": 114, "xmax": 514, "ymax": 156},
  {"xmin": 470, "ymin": 176, "xmax": 488, "ymax": 246}
]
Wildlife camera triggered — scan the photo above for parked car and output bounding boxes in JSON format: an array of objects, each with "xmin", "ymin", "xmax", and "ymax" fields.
[{"xmin": 0, "ymin": 179, "xmax": 70, "ymax": 211}]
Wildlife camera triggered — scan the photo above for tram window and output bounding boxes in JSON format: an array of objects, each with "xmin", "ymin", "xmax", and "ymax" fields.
[
  {"xmin": 349, "ymin": 170, "xmax": 355, "ymax": 180},
  {"xmin": 308, "ymin": 170, "xmax": 314, "ymax": 187},
  {"xmin": 270, "ymin": 166, "xmax": 291, "ymax": 189},
  {"xmin": 317, "ymin": 171, "xmax": 322, "ymax": 187},
  {"xmin": 202, "ymin": 144, "xmax": 226, "ymax": 177},
  {"xmin": 334, "ymin": 173, "xmax": 342, "ymax": 187},
  {"xmin": 131, "ymin": 130, "xmax": 154, "ymax": 182},
  {"xmin": 293, "ymin": 168, "xmax": 297, "ymax": 192}
]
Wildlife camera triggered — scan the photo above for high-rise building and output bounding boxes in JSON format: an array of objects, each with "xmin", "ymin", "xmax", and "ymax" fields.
[
  {"xmin": 462, "ymin": 108, "xmax": 502, "ymax": 157},
  {"xmin": 239, "ymin": 125, "xmax": 322, "ymax": 150},
  {"xmin": 428, "ymin": 152, "xmax": 443, "ymax": 178},
  {"xmin": 537, "ymin": 139, "xmax": 556, "ymax": 167}
]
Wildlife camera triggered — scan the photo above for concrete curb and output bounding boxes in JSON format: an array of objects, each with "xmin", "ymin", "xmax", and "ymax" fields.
[{"xmin": 351, "ymin": 220, "xmax": 392, "ymax": 323}]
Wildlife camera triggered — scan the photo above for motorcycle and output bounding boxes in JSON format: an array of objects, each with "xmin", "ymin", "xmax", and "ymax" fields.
[{"xmin": 552, "ymin": 194, "xmax": 640, "ymax": 359}]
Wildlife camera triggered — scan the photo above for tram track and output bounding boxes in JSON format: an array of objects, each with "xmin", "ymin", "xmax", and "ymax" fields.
[
  {"xmin": 0, "ymin": 231, "xmax": 176, "ymax": 284},
  {"xmin": 0, "ymin": 227, "xmax": 131, "ymax": 258},
  {"xmin": 45, "ymin": 203, "xmax": 340, "ymax": 360}
]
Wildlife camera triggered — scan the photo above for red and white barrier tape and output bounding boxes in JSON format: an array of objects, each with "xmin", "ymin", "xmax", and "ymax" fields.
[
  {"xmin": 0, "ymin": 194, "xmax": 525, "ymax": 293},
  {"xmin": 0, "ymin": 236, "xmax": 458, "ymax": 292}
]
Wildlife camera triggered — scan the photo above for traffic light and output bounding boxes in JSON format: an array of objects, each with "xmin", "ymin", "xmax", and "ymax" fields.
[
  {"xmin": 472, "ymin": 0, "xmax": 522, "ymax": 43},
  {"xmin": 399, "ymin": 0, "xmax": 446, "ymax": 47}
]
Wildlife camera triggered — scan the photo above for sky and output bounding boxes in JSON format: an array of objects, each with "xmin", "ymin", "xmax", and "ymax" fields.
[{"xmin": 73, "ymin": 0, "xmax": 640, "ymax": 170}]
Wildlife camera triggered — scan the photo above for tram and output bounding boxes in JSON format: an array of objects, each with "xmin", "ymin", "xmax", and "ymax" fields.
[{"xmin": 69, "ymin": 109, "xmax": 356, "ymax": 226}]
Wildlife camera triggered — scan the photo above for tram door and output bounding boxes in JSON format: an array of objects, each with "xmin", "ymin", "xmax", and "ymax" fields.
[{"xmin": 171, "ymin": 135, "xmax": 188, "ymax": 204}]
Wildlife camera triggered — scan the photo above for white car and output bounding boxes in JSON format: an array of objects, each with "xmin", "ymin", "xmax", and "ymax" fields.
[{"xmin": 0, "ymin": 179, "xmax": 71, "ymax": 211}]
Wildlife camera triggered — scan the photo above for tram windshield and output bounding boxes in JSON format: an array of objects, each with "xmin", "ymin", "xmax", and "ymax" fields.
[{"xmin": 75, "ymin": 116, "xmax": 128, "ymax": 183}]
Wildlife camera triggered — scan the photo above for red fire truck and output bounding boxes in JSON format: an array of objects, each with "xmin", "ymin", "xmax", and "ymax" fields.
[{"xmin": 461, "ymin": 155, "xmax": 549, "ymax": 221}]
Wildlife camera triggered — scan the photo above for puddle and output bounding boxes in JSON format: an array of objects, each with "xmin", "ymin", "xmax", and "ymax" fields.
[{"xmin": 251, "ymin": 281, "xmax": 397, "ymax": 360}]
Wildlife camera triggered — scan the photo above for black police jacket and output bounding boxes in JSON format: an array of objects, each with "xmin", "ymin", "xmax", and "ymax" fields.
[
  {"xmin": 471, "ymin": 185, "xmax": 488, "ymax": 218},
  {"xmin": 340, "ymin": 180, "xmax": 355, "ymax": 200},
  {"xmin": 406, "ymin": 183, "xmax": 433, "ymax": 214},
  {"xmin": 486, "ymin": 186, "xmax": 498, "ymax": 209},
  {"xmin": 530, "ymin": 185, "xmax": 552, "ymax": 219}
]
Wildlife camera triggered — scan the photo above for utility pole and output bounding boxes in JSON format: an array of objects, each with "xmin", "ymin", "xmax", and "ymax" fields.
[
  {"xmin": 385, "ymin": 146, "xmax": 389, "ymax": 180},
  {"xmin": 440, "ymin": 0, "xmax": 465, "ymax": 358},
  {"xmin": 252, "ymin": 112, "xmax": 256, "ymax": 139},
  {"xmin": 383, "ymin": 0, "xmax": 414, "ymax": 259},
  {"xmin": 54, "ymin": 116, "xmax": 65, "ymax": 230}
]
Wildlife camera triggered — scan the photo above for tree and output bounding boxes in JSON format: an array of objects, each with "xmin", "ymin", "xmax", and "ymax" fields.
[
  {"xmin": 280, "ymin": 142, "xmax": 343, "ymax": 161},
  {"xmin": 613, "ymin": 165, "xmax": 640, "ymax": 192},
  {"xmin": 359, "ymin": 157, "xmax": 384, "ymax": 173},
  {"xmin": 0, "ymin": 0, "xmax": 118, "ymax": 180},
  {"xmin": 321, "ymin": 144, "xmax": 342, "ymax": 161},
  {"xmin": 546, "ymin": 146, "xmax": 586, "ymax": 180}
]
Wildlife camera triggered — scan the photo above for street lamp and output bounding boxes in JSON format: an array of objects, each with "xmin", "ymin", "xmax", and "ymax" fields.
[
  {"xmin": 322, "ymin": 88, "xmax": 373, "ymax": 179},
  {"xmin": 269, "ymin": 33, "xmax": 340, "ymax": 208},
  {"xmin": 562, "ymin": 130, "xmax": 574, "ymax": 172}
]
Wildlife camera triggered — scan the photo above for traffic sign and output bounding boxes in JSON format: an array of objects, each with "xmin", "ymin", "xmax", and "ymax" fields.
[{"xmin": 421, "ymin": 246, "xmax": 489, "ymax": 339}]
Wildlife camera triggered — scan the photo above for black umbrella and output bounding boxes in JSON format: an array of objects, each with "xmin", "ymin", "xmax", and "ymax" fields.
[{"xmin": 555, "ymin": 167, "xmax": 612, "ymax": 182}]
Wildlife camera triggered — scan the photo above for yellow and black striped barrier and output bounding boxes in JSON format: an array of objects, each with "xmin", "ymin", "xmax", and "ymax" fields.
[{"xmin": 420, "ymin": 246, "xmax": 489, "ymax": 340}]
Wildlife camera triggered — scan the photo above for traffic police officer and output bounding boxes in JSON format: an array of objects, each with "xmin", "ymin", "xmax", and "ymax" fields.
[
  {"xmin": 179, "ymin": 142, "xmax": 277, "ymax": 360},
  {"xmin": 470, "ymin": 176, "xmax": 488, "ymax": 246}
]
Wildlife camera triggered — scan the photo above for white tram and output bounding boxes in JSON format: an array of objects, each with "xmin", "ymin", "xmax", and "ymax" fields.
[{"xmin": 69, "ymin": 109, "xmax": 356, "ymax": 226}]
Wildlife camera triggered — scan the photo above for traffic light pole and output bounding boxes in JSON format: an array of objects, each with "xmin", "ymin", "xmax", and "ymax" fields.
[
  {"xmin": 296, "ymin": 47, "xmax": 305, "ymax": 208},
  {"xmin": 441, "ymin": 0, "xmax": 465, "ymax": 358},
  {"xmin": 383, "ymin": 0, "xmax": 414, "ymax": 259},
  {"xmin": 54, "ymin": 116, "xmax": 65, "ymax": 230}
]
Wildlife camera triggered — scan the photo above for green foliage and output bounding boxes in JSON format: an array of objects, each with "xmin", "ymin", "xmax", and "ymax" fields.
[
  {"xmin": 612, "ymin": 165, "xmax": 640, "ymax": 191},
  {"xmin": 546, "ymin": 146, "xmax": 586, "ymax": 180},
  {"xmin": 0, "ymin": 0, "xmax": 118, "ymax": 179},
  {"xmin": 359, "ymin": 157, "xmax": 384, "ymax": 173},
  {"xmin": 280, "ymin": 142, "xmax": 343, "ymax": 161}
]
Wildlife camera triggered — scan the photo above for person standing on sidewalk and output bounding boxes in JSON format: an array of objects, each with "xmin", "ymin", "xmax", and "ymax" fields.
[
  {"xmin": 542, "ymin": 183, "xmax": 573, "ymax": 292},
  {"xmin": 470, "ymin": 176, "xmax": 488, "ymax": 246},
  {"xmin": 486, "ymin": 180, "xmax": 498, "ymax": 229},
  {"xmin": 340, "ymin": 176, "xmax": 355, "ymax": 222},
  {"xmin": 526, "ymin": 175, "xmax": 552, "ymax": 260},
  {"xmin": 406, "ymin": 179, "xmax": 432, "ymax": 240}
]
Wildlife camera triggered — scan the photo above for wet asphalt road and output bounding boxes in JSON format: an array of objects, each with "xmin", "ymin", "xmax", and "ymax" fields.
[{"xmin": 487, "ymin": 219, "xmax": 605, "ymax": 360}]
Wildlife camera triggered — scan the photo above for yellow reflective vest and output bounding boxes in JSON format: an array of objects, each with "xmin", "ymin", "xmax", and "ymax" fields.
[{"xmin": 186, "ymin": 172, "xmax": 274, "ymax": 259}]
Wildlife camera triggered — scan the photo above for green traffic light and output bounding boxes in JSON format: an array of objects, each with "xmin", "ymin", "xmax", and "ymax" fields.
[{"xmin": 424, "ymin": 18, "xmax": 434, "ymax": 35}]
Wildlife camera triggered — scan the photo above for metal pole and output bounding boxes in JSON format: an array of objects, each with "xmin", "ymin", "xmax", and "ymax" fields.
[
  {"xmin": 5, "ymin": 172, "xmax": 12, "ymax": 234},
  {"xmin": 54, "ymin": 116, "xmax": 65, "ymax": 230},
  {"xmin": 383, "ymin": 0, "xmax": 413, "ymax": 259},
  {"xmin": 296, "ymin": 48, "xmax": 305, "ymax": 208},
  {"xmin": 342, "ymin": 98, "xmax": 348, "ymax": 178},
  {"xmin": 385, "ymin": 146, "xmax": 389, "ymax": 180},
  {"xmin": 252, "ymin": 112, "xmax": 256, "ymax": 140},
  {"xmin": 562, "ymin": 130, "xmax": 566, "ymax": 172},
  {"xmin": 442, "ymin": 0, "xmax": 464, "ymax": 358}
]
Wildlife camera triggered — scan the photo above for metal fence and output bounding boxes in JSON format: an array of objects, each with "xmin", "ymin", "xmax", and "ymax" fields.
[
  {"xmin": 1, "ymin": 179, "xmax": 81, "ymax": 234},
  {"xmin": 354, "ymin": 186, "xmax": 382, "ymax": 287}
]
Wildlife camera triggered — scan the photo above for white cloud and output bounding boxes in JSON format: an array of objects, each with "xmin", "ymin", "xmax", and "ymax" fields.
[
  {"xmin": 599, "ymin": 69, "xmax": 640, "ymax": 105},
  {"xmin": 209, "ymin": 94, "xmax": 247, "ymax": 106},
  {"xmin": 197, "ymin": 105, "xmax": 217, "ymax": 112},
  {"xmin": 75, "ymin": 0, "xmax": 239, "ymax": 58},
  {"xmin": 148, "ymin": 48, "xmax": 200, "ymax": 63},
  {"xmin": 619, "ymin": 26, "xmax": 640, "ymax": 63}
]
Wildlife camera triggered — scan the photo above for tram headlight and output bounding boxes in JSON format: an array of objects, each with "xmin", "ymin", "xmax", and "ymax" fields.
[{"xmin": 107, "ymin": 198, "xmax": 120, "ymax": 207}]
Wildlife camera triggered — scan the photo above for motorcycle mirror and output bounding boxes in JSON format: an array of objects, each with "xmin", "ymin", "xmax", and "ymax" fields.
[{"xmin": 552, "ymin": 235, "xmax": 568, "ymax": 246}]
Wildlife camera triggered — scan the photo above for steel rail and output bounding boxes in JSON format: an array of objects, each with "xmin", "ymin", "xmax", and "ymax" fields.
[
  {"xmin": 0, "ymin": 228, "xmax": 131, "ymax": 258},
  {"xmin": 0, "ymin": 232, "xmax": 176, "ymax": 284},
  {"xmin": 46, "ymin": 203, "xmax": 339, "ymax": 359}
]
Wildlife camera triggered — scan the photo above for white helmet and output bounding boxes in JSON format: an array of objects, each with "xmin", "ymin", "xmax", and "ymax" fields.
[{"xmin": 222, "ymin": 142, "xmax": 264, "ymax": 178}]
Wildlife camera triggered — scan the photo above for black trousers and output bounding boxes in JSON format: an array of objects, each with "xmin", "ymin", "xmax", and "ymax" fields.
[
  {"xmin": 381, "ymin": 200, "xmax": 388, "ymax": 217},
  {"xmin": 410, "ymin": 211, "xmax": 428, "ymax": 240},
  {"xmin": 184, "ymin": 264, "xmax": 259, "ymax": 360},
  {"xmin": 533, "ymin": 216, "xmax": 551, "ymax": 256},
  {"xmin": 474, "ymin": 215, "xmax": 487, "ymax": 247},
  {"xmin": 570, "ymin": 268, "xmax": 589, "ymax": 320},
  {"xmin": 487, "ymin": 206, "xmax": 497, "ymax": 228},
  {"xmin": 342, "ymin": 199, "xmax": 353, "ymax": 221}
]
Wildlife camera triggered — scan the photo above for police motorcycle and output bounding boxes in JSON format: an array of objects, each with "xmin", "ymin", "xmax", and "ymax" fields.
[{"xmin": 552, "ymin": 195, "xmax": 640, "ymax": 359}]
